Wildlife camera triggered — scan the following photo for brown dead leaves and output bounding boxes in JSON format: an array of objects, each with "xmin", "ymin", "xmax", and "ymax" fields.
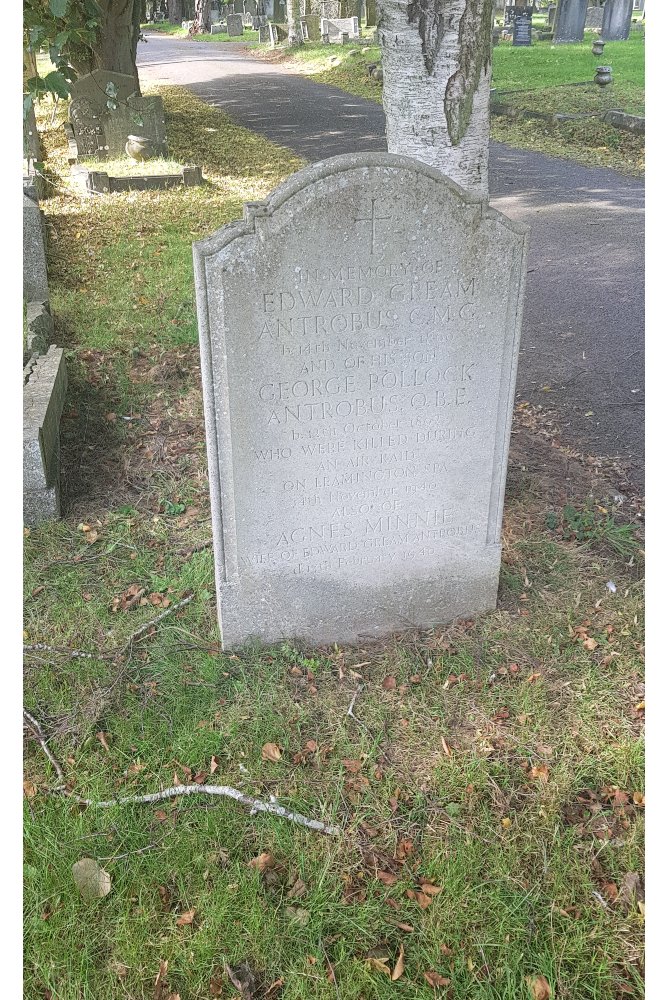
[
  {"xmin": 526, "ymin": 974, "xmax": 551, "ymax": 999},
  {"xmin": 110, "ymin": 584, "xmax": 172, "ymax": 612},
  {"xmin": 261, "ymin": 743, "xmax": 282, "ymax": 763}
]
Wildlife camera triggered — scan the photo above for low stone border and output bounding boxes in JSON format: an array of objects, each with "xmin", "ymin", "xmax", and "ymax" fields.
[
  {"xmin": 491, "ymin": 101, "xmax": 645, "ymax": 135},
  {"xmin": 71, "ymin": 164, "xmax": 204, "ymax": 194},
  {"xmin": 24, "ymin": 346, "xmax": 68, "ymax": 525},
  {"xmin": 24, "ymin": 301, "xmax": 54, "ymax": 365}
]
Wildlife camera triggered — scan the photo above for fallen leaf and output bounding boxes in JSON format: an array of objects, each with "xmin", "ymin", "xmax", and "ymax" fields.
[
  {"xmin": 154, "ymin": 809, "xmax": 169, "ymax": 822},
  {"xmin": 501, "ymin": 817, "xmax": 512, "ymax": 829},
  {"xmin": 395, "ymin": 921, "xmax": 414, "ymax": 932},
  {"xmin": 23, "ymin": 779, "xmax": 37, "ymax": 799},
  {"xmin": 526, "ymin": 672, "xmax": 542, "ymax": 683},
  {"xmin": 419, "ymin": 881, "xmax": 442, "ymax": 896},
  {"xmin": 286, "ymin": 877, "xmax": 308, "ymax": 899},
  {"xmin": 441, "ymin": 737, "xmax": 453, "ymax": 756},
  {"xmin": 154, "ymin": 959, "xmax": 168, "ymax": 1000},
  {"xmin": 210, "ymin": 755, "xmax": 219, "ymax": 774},
  {"xmin": 529, "ymin": 764, "xmax": 550, "ymax": 783},
  {"xmin": 175, "ymin": 908, "xmax": 196, "ymax": 926},
  {"xmin": 526, "ymin": 974, "xmax": 551, "ymax": 1000},
  {"xmin": 424, "ymin": 970, "xmax": 450, "ymax": 987},
  {"xmin": 440, "ymin": 944, "xmax": 453, "ymax": 956},
  {"xmin": 343, "ymin": 758, "xmax": 362, "ymax": 773},
  {"xmin": 284, "ymin": 906, "xmax": 309, "ymax": 924},
  {"xmin": 632, "ymin": 791, "xmax": 645, "ymax": 806},
  {"xmin": 376, "ymin": 870, "xmax": 398, "ymax": 886},
  {"xmin": 365, "ymin": 956, "xmax": 391, "ymax": 976},
  {"xmin": 261, "ymin": 743, "xmax": 282, "ymax": 763},
  {"xmin": 391, "ymin": 944, "xmax": 405, "ymax": 981},
  {"xmin": 382, "ymin": 676, "xmax": 397, "ymax": 690},
  {"xmin": 583, "ymin": 637, "xmax": 598, "ymax": 651},
  {"xmin": 248, "ymin": 851, "xmax": 275, "ymax": 872},
  {"xmin": 72, "ymin": 858, "xmax": 111, "ymax": 900}
]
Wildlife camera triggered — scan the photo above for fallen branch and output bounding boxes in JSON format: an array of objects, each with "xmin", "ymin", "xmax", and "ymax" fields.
[
  {"xmin": 22, "ymin": 709, "xmax": 65, "ymax": 785},
  {"xmin": 116, "ymin": 593, "xmax": 194, "ymax": 656},
  {"xmin": 71, "ymin": 784, "xmax": 341, "ymax": 835},
  {"xmin": 346, "ymin": 683, "xmax": 364, "ymax": 719}
]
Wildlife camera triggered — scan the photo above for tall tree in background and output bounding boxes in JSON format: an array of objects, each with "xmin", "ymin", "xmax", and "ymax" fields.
[
  {"xmin": 377, "ymin": 0, "xmax": 494, "ymax": 198},
  {"xmin": 168, "ymin": 0, "xmax": 184, "ymax": 22},
  {"xmin": 192, "ymin": 0, "xmax": 211, "ymax": 31},
  {"xmin": 72, "ymin": 0, "xmax": 143, "ymax": 88}
]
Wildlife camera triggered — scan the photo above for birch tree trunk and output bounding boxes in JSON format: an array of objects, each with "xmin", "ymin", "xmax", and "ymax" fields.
[
  {"xmin": 193, "ymin": 0, "xmax": 212, "ymax": 31},
  {"xmin": 287, "ymin": 0, "xmax": 304, "ymax": 44},
  {"xmin": 377, "ymin": 0, "xmax": 494, "ymax": 199}
]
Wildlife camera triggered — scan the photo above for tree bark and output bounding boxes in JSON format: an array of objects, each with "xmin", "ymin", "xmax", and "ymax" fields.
[
  {"xmin": 71, "ymin": 0, "xmax": 143, "ymax": 93},
  {"xmin": 287, "ymin": 0, "xmax": 304, "ymax": 43},
  {"xmin": 377, "ymin": 0, "xmax": 494, "ymax": 199},
  {"xmin": 168, "ymin": 0, "xmax": 184, "ymax": 22},
  {"xmin": 193, "ymin": 0, "xmax": 212, "ymax": 30}
]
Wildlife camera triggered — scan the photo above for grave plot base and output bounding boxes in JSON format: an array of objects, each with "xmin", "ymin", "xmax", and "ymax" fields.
[{"xmin": 71, "ymin": 165, "xmax": 204, "ymax": 194}]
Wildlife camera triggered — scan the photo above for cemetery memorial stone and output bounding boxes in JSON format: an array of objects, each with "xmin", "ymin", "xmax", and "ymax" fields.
[
  {"xmin": 23, "ymin": 192, "xmax": 49, "ymax": 303},
  {"xmin": 227, "ymin": 13, "xmax": 244, "ymax": 34},
  {"xmin": 211, "ymin": 22, "xmax": 226, "ymax": 32},
  {"xmin": 602, "ymin": 0, "xmax": 633, "ymax": 40},
  {"xmin": 585, "ymin": 5, "xmax": 604, "ymax": 31},
  {"xmin": 66, "ymin": 71, "xmax": 167, "ymax": 161},
  {"xmin": 553, "ymin": 0, "xmax": 587, "ymax": 41},
  {"xmin": 303, "ymin": 13, "xmax": 322, "ymax": 37},
  {"xmin": 194, "ymin": 153, "xmax": 528, "ymax": 647},
  {"xmin": 259, "ymin": 22, "xmax": 271, "ymax": 40},
  {"xmin": 547, "ymin": 3, "xmax": 557, "ymax": 26},
  {"xmin": 512, "ymin": 8, "xmax": 533, "ymax": 44},
  {"xmin": 320, "ymin": 15, "xmax": 359, "ymax": 39}
]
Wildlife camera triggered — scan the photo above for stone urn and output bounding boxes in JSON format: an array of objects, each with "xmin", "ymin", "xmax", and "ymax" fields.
[
  {"xmin": 125, "ymin": 135, "xmax": 154, "ymax": 161},
  {"xmin": 592, "ymin": 39, "xmax": 605, "ymax": 56},
  {"xmin": 594, "ymin": 65, "xmax": 613, "ymax": 87}
]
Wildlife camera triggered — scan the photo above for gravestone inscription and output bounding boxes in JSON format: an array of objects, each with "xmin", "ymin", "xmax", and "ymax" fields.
[{"xmin": 194, "ymin": 154, "xmax": 528, "ymax": 647}]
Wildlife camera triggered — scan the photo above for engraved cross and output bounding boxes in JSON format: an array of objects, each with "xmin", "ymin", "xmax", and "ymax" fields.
[{"xmin": 354, "ymin": 198, "xmax": 391, "ymax": 255}]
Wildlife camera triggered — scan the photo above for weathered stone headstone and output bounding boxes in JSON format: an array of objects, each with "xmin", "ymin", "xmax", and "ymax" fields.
[
  {"xmin": 23, "ymin": 192, "xmax": 49, "ymax": 303},
  {"xmin": 547, "ymin": 3, "xmax": 557, "ymax": 26},
  {"xmin": 585, "ymin": 5, "xmax": 604, "ymax": 31},
  {"xmin": 553, "ymin": 0, "xmax": 588, "ymax": 41},
  {"xmin": 23, "ymin": 98, "xmax": 40, "ymax": 164},
  {"xmin": 194, "ymin": 153, "xmax": 528, "ymax": 647},
  {"xmin": 211, "ymin": 22, "xmax": 226, "ymax": 33},
  {"xmin": 24, "ymin": 346, "xmax": 67, "ymax": 525},
  {"xmin": 227, "ymin": 13, "xmax": 244, "ymax": 34},
  {"xmin": 66, "ymin": 72, "xmax": 167, "ymax": 161},
  {"xmin": 321, "ymin": 16, "xmax": 359, "ymax": 40},
  {"xmin": 601, "ymin": 0, "xmax": 633, "ymax": 40}
]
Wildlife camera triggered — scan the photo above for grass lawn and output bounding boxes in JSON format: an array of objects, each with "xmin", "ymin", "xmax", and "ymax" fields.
[
  {"xmin": 260, "ymin": 32, "xmax": 644, "ymax": 175},
  {"xmin": 24, "ymin": 86, "xmax": 644, "ymax": 1000}
]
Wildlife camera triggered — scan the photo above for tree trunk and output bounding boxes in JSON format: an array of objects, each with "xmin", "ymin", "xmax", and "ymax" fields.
[
  {"xmin": 377, "ymin": 0, "xmax": 494, "ymax": 199},
  {"xmin": 23, "ymin": 45, "xmax": 38, "ymax": 88},
  {"xmin": 168, "ymin": 0, "xmax": 184, "ymax": 22},
  {"xmin": 71, "ymin": 0, "xmax": 143, "ymax": 93},
  {"xmin": 366, "ymin": 0, "xmax": 377, "ymax": 26},
  {"xmin": 287, "ymin": 0, "xmax": 304, "ymax": 43},
  {"xmin": 193, "ymin": 0, "xmax": 212, "ymax": 30}
]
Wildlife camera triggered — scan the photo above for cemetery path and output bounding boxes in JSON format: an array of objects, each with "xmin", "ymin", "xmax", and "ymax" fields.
[{"xmin": 138, "ymin": 35, "xmax": 644, "ymax": 491}]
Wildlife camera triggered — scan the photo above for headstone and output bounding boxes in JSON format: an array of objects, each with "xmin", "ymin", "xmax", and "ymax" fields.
[
  {"xmin": 601, "ymin": 0, "xmax": 633, "ymax": 40},
  {"xmin": 259, "ymin": 22, "xmax": 271, "ymax": 41},
  {"xmin": 67, "ymin": 72, "xmax": 167, "ymax": 161},
  {"xmin": 585, "ymin": 6, "xmax": 604, "ymax": 30},
  {"xmin": 553, "ymin": 0, "xmax": 587, "ymax": 41},
  {"xmin": 547, "ymin": 3, "xmax": 557, "ymax": 26},
  {"xmin": 23, "ymin": 346, "xmax": 67, "ymax": 525},
  {"xmin": 320, "ymin": 16, "xmax": 359, "ymax": 41},
  {"xmin": 23, "ymin": 98, "xmax": 40, "ymax": 164},
  {"xmin": 242, "ymin": 13, "xmax": 254, "ymax": 26},
  {"xmin": 319, "ymin": 0, "xmax": 341, "ymax": 17},
  {"xmin": 23, "ymin": 192, "xmax": 49, "ymax": 303},
  {"xmin": 302, "ymin": 13, "xmax": 321, "ymax": 40},
  {"xmin": 211, "ymin": 22, "xmax": 226, "ymax": 32},
  {"xmin": 227, "ymin": 13, "xmax": 244, "ymax": 34},
  {"xmin": 194, "ymin": 153, "xmax": 528, "ymax": 647},
  {"xmin": 512, "ymin": 9, "xmax": 533, "ymax": 44},
  {"xmin": 268, "ymin": 21, "xmax": 279, "ymax": 45}
]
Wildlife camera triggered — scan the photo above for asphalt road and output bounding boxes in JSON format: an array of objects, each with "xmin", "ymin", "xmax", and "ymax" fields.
[{"xmin": 138, "ymin": 34, "xmax": 645, "ymax": 489}]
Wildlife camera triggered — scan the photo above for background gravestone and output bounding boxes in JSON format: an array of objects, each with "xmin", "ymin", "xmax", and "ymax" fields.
[
  {"xmin": 67, "ymin": 71, "xmax": 167, "ymax": 161},
  {"xmin": 553, "ymin": 0, "xmax": 588, "ymax": 41},
  {"xmin": 512, "ymin": 8, "xmax": 533, "ymax": 44},
  {"xmin": 602, "ymin": 0, "xmax": 633, "ymax": 40},
  {"xmin": 585, "ymin": 5, "xmax": 604, "ymax": 30},
  {"xmin": 227, "ymin": 13, "xmax": 244, "ymax": 34},
  {"xmin": 194, "ymin": 153, "xmax": 528, "ymax": 647}
]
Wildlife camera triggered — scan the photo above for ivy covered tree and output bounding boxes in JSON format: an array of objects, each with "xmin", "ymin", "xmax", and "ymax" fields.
[{"xmin": 24, "ymin": 0, "xmax": 144, "ymax": 107}]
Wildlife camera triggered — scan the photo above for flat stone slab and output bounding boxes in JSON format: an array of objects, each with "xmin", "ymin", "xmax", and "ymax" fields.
[{"xmin": 195, "ymin": 153, "xmax": 528, "ymax": 647}]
